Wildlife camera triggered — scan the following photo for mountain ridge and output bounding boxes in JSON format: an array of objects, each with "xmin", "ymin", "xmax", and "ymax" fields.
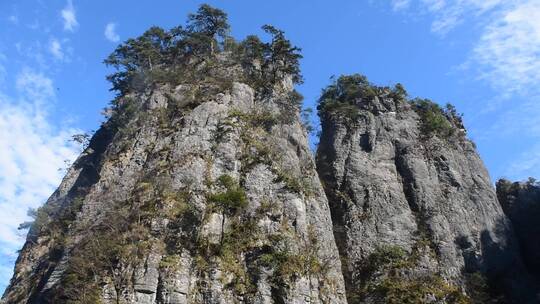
[{"xmin": 2, "ymin": 4, "xmax": 539, "ymax": 304}]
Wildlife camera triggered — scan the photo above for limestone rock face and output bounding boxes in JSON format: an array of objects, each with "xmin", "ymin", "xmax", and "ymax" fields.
[
  {"xmin": 2, "ymin": 82, "xmax": 346, "ymax": 304},
  {"xmin": 4, "ymin": 47, "xmax": 539, "ymax": 303},
  {"xmin": 315, "ymin": 82, "xmax": 535, "ymax": 303}
]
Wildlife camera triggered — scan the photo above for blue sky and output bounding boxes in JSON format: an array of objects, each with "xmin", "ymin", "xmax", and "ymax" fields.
[{"xmin": 1, "ymin": 0, "xmax": 539, "ymax": 293}]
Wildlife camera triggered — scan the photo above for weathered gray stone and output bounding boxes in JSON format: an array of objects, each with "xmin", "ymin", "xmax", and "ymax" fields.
[
  {"xmin": 3, "ymin": 80, "xmax": 346, "ymax": 304},
  {"xmin": 134, "ymin": 249, "xmax": 161, "ymax": 297},
  {"xmin": 316, "ymin": 87, "xmax": 535, "ymax": 303}
]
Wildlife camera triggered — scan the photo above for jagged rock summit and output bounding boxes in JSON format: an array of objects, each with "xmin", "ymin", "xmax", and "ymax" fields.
[
  {"xmin": 2, "ymin": 5, "xmax": 345, "ymax": 304},
  {"xmin": 3, "ymin": 5, "xmax": 540, "ymax": 304},
  {"xmin": 315, "ymin": 74, "xmax": 538, "ymax": 303}
]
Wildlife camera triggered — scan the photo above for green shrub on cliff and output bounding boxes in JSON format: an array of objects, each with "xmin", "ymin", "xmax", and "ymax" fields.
[
  {"xmin": 317, "ymin": 74, "xmax": 463, "ymax": 141},
  {"xmin": 411, "ymin": 98, "xmax": 458, "ymax": 139},
  {"xmin": 317, "ymin": 74, "xmax": 381, "ymax": 121},
  {"xmin": 105, "ymin": 4, "xmax": 302, "ymax": 105},
  {"xmin": 351, "ymin": 245, "xmax": 471, "ymax": 304},
  {"xmin": 208, "ymin": 175, "xmax": 248, "ymax": 215}
]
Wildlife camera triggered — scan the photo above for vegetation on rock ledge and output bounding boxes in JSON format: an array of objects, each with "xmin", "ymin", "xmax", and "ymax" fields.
[
  {"xmin": 104, "ymin": 4, "xmax": 303, "ymax": 125},
  {"xmin": 350, "ymin": 244, "xmax": 471, "ymax": 304},
  {"xmin": 317, "ymin": 74, "xmax": 465, "ymax": 140}
]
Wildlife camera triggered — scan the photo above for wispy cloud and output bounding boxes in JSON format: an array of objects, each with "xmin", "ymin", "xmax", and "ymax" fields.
[
  {"xmin": 61, "ymin": 0, "xmax": 78, "ymax": 32},
  {"xmin": 472, "ymin": 1, "xmax": 540, "ymax": 96},
  {"xmin": 16, "ymin": 69, "xmax": 54, "ymax": 104},
  {"xmin": 391, "ymin": 0, "xmax": 411, "ymax": 11},
  {"xmin": 49, "ymin": 38, "xmax": 64, "ymax": 60},
  {"xmin": 392, "ymin": 0, "xmax": 540, "ymax": 101},
  {"xmin": 104, "ymin": 22, "xmax": 120, "ymax": 43},
  {"xmin": 394, "ymin": 0, "xmax": 505, "ymax": 34},
  {"xmin": 0, "ymin": 69, "xmax": 79, "ymax": 290}
]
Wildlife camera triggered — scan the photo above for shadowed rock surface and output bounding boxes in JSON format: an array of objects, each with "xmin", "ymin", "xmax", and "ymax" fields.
[{"xmin": 497, "ymin": 179, "xmax": 540, "ymax": 284}]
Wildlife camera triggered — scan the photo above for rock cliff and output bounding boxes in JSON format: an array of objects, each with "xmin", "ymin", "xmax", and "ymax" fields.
[
  {"xmin": 315, "ymin": 75, "xmax": 537, "ymax": 303},
  {"xmin": 496, "ymin": 179, "xmax": 540, "ymax": 285},
  {"xmin": 2, "ymin": 6, "xmax": 345, "ymax": 304},
  {"xmin": 3, "ymin": 5, "xmax": 540, "ymax": 304},
  {"xmin": 4, "ymin": 82, "xmax": 346, "ymax": 304}
]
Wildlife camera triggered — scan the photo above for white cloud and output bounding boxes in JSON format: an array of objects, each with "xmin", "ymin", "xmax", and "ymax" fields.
[
  {"xmin": 0, "ymin": 69, "xmax": 79, "ymax": 288},
  {"xmin": 394, "ymin": 0, "xmax": 505, "ymax": 34},
  {"xmin": 104, "ymin": 22, "xmax": 120, "ymax": 43},
  {"xmin": 421, "ymin": 0, "xmax": 446, "ymax": 11},
  {"xmin": 61, "ymin": 0, "xmax": 78, "ymax": 32},
  {"xmin": 49, "ymin": 38, "xmax": 64, "ymax": 60},
  {"xmin": 472, "ymin": 1, "xmax": 540, "ymax": 95},
  {"xmin": 392, "ymin": 0, "xmax": 411, "ymax": 11},
  {"xmin": 16, "ymin": 69, "xmax": 54, "ymax": 106},
  {"xmin": 429, "ymin": 0, "xmax": 506, "ymax": 34},
  {"xmin": 392, "ymin": 0, "xmax": 540, "ymax": 95}
]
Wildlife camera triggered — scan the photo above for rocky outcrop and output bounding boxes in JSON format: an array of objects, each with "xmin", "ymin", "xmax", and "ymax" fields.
[
  {"xmin": 2, "ymin": 80, "xmax": 346, "ymax": 304},
  {"xmin": 497, "ymin": 179, "xmax": 540, "ymax": 284},
  {"xmin": 2, "ymin": 6, "xmax": 346, "ymax": 303},
  {"xmin": 315, "ymin": 75, "xmax": 536, "ymax": 303},
  {"xmin": 4, "ymin": 5, "xmax": 540, "ymax": 303}
]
